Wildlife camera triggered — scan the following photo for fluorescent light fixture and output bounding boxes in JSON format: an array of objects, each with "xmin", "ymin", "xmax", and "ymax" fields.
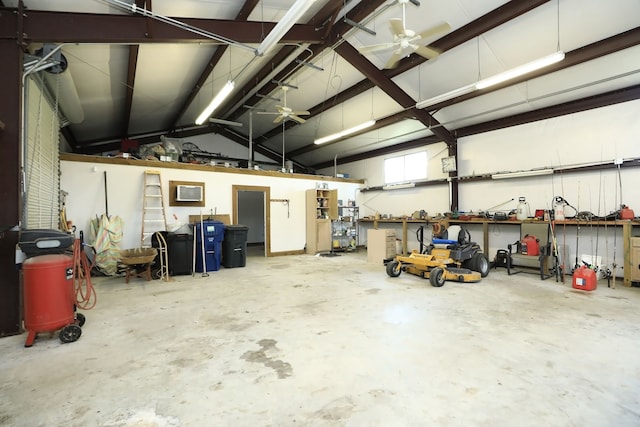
[
  {"xmin": 476, "ymin": 51, "xmax": 565, "ymax": 90},
  {"xmin": 415, "ymin": 51, "xmax": 565, "ymax": 110},
  {"xmin": 415, "ymin": 83, "xmax": 476, "ymax": 110},
  {"xmin": 195, "ymin": 80, "xmax": 235, "ymax": 125},
  {"xmin": 382, "ymin": 182, "xmax": 416, "ymax": 190},
  {"xmin": 492, "ymin": 169, "xmax": 554, "ymax": 180},
  {"xmin": 314, "ymin": 120, "xmax": 376, "ymax": 145},
  {"xmin": 256, "ymin": 0, "xmax": 316, "ymax": 57}
]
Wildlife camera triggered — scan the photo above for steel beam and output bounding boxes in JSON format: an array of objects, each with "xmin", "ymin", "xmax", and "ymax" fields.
[
  {"xmin": 254, "ymin": 0, "xmax": 545, "ymax": 151},
  {"xmin": 334, "ymin": 41, "xmax": 456, "ymax": 144},
  {"xmin": 0, "ymin": 39, "xmax": 22, "ymax": 336},
  {"xmin": 310, "ymin": 85, "xmax": 640, "ymax": 169},
  {"xmin": 457, "ymin": 85, "xmax": 640, "ymax": 138},
  {"xmin": 169, "ymin": 0, "xmax": 260, "ymax": 129},
  {"xmin": 0, "ymin": 9, "xmax": 322, "ymax": 44},
  {"xmin": 224, "ymin": 0, "xmax": 387, "ymax": 125}
]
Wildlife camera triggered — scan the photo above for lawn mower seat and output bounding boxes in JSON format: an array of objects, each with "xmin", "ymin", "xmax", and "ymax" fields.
[{"xmin": 432, "ymin": 225, "xmax": 469, "ymax": 248}]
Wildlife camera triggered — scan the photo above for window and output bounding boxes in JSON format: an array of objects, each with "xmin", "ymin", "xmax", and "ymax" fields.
[{"xmin": 384, "ymin": 152, "xmax": 427, "ymax": 184}]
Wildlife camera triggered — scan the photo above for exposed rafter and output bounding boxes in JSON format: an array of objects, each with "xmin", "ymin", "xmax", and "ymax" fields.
[
  {"xmin": 290, "ymin": 24, "xmax": 640, "ymax": 161},
  {"xmin": 425, "ymin": 26, "xmax": 640, "ymax": 111},
  {"xmin": 310, "ymin": 85, "xmax": 640, "ymax": 169},
  {"xmin": 169, "ymin": 0, "xmax": 260, "ymax": 130},
  {"xmin": 387, "ymin": 0, "xmax": 551, "ymax": 75},
  {"xmin": 218, "ymin": 0, "xmax": 360, "ymax": 122},
  {"xmin": 122, "ymin": 44, "xmax": 139, "ymax": 138},
  {"xmin": 252, "ymin": 0, "xmax": 551, "ymax": 152},
  {"xmin": 0, "ymin": 10, "xmax": 322, "ymax": 44}
]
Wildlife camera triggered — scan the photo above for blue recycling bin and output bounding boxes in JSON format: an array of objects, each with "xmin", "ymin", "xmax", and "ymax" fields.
[{"xmin": 194, "ymin": 220, "xmax": 225, "ymax": 272}]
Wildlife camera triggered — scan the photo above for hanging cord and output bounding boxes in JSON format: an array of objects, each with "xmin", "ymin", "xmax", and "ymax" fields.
[{"xmin": 72, "ymin": 239, "xmax": 97, "ymax": 310}]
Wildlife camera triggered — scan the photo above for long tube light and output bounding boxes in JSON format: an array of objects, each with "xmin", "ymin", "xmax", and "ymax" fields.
[
  {"xmin": 492, "ymin": 169, "xmax": 554, "ymax": 180},
  {"xmin": 195, "ymin": 80, "xmax": 235, "ymax": 125},
  {"xmin": 415, "ymin": 83, "xmax": 476, "ymax": 110},
  {"xmin": 382, "ymin": 182, "xmax": 415, "ymax": 190},
  {"xmin": 476, "ymin": 51, "xmax": 565, "ymax": 90},
  {"xmin": 415, "ymin": 51, "xmax": 565, "ymax": 110},
  {"xmin": 314, "ymin": 120, "xmax": 376, "ymax": 145},
  {"xmin": 256, "ymin": 0, "xmax": 317, "ymax": 57}
]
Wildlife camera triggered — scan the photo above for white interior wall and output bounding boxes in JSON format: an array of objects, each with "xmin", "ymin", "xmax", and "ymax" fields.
[
  {"xmin": 60, "ymin": 160, "xmax": 361, "ymax": 254},
  {"xmin": 324, "ymin": 100, "xmax": 640, "ymax": 271}
]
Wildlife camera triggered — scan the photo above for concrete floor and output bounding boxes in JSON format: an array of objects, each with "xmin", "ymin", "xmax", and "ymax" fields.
[{"xmin": 1, "ymin": 250, "xmax": 639, "ymax": 426}]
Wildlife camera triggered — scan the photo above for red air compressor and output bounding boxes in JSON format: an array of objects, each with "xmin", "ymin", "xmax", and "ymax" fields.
[
  {"xmin": 22, "ymin": 254, "xmax": 84, "ymax": 347},
  {"xmin": 20, "ymin": 233, "xmax": 96, "ymax": 348}
]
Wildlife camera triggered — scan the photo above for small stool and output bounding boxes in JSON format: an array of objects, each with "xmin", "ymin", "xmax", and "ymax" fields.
[{"xmin": 124, "ymin": 263, "xmax": 152, "ymax": 283}]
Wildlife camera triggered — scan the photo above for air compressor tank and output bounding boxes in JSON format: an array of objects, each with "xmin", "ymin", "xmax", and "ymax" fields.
[{"xmin": 22, "ymin": 254, "xmax": 80, "ymax": 347}]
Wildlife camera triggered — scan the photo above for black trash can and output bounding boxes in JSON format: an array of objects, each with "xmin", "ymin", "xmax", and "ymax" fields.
[
  {"xmin": 222, "ymin": 225, "xmax": 249, "ymax": 268},
  {"xmin": 165, "ymin": 233, "xmax": 194, "ymax": 275}
]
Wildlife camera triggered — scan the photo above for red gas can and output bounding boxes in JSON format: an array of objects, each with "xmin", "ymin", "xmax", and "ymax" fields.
[
  {"xmin": 572, "ymin": 265, "xmax": 597, "ymax": 291},
  {"xmin": 620, "ymin": 206, "xmax": 635, "ymax": 220},
  {"xmin": 22, "ymin": 254, "xmax": 75, "ymax": 347},
  {"xmin": 521, "ymin": 235, "xmax": 539, "ymax": 256}
]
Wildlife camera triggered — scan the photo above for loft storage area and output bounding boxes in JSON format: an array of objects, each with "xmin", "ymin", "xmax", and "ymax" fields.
[{"xmin": 1, "ymin": 1, "xmax": 640, "ymax": 425}]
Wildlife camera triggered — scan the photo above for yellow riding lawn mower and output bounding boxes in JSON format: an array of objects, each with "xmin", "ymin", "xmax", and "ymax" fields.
[{"xmin": 385, "ymin": 222, "xmax": 490, "ymax": 287}]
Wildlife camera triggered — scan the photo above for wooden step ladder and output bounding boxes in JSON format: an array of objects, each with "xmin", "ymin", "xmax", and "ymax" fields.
[{"xmin": 141, "ymin": 170, "xmax": 167, "ymax": 247}]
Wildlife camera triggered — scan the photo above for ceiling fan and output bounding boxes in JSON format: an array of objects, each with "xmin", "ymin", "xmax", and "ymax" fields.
[
  {"xmin": 257, "ymin": 86, "xmax": 310, "ymax": 124},
  {"xmin": 357, "ymin": 0, "xmax": 451, "ymax": 69}
]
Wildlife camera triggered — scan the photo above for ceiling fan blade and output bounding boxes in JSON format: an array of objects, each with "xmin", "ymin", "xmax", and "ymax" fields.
[
  {"xmin": 273, "ymin": 115, "xmax": 284, "ymax": 124},
  {"xmin": 358, "ymin": 42, "xmax": 397, "ymax": 54},
  {"xmin": 292, "ymin": 110, "xmax": 310, "ymax": 116},
  {"xmin": 257, "ymin": 111, "xmax": 279, "ymax": 115},
  {"xmin": 413, "ymin": 45, "xmax": 441, "ymax": 60},
  {"xmin": 417, "ymin": 22, "xmax": 451, "ymax": 41},
  {"xmin": 290, "ymin": 115, "xmax": 306, "ymax": 124},
  {"xmin": 384, "ymin": 50, "xmax": 404, "ymax": 69},
  {"xmin": 389, "ymin": 18, "xmax": 406, "ymax": 37}
]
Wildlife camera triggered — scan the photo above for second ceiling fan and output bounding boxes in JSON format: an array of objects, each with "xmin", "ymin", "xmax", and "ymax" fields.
[
  {"xmin": 257, "ymin": 86, "xmax": 310, "ymax": 124},
  {"xmin": 358, "ymin": 0, "xmax": 451, "ymax": 69}
]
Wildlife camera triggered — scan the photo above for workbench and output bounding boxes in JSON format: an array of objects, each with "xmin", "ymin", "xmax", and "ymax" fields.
[{"xmin": 360, "ymin": 217, "xmax": 640, "ymax": 286}]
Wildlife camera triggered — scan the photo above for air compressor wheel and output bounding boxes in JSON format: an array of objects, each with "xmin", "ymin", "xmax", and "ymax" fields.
[
  {"xmin": 59, "ymin": 324, "xmax": 82, "ymax": 344},
  {"xmin": 75, "ymin": 312, "xmax": 86, "ymax": 327}
]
